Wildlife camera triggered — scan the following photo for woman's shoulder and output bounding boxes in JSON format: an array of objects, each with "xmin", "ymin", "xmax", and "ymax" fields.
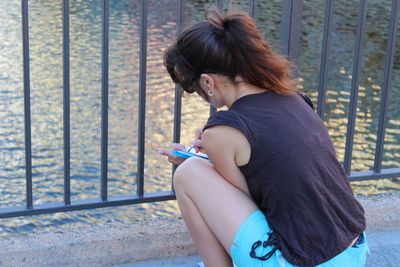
[
  {"xmin": 208, "ymin": 109, "xmax": 240, "ymax": 119},
  {"xmin": 202, "ymin": 118, "xmax": 252, "ymax": 167},
  {"xmin": 203, "ymin": 109, "xmax": 254, "ymax": 155},
  {"xmin": 204, "ymin": 109, "xmax": 245, "ymax": 131}
]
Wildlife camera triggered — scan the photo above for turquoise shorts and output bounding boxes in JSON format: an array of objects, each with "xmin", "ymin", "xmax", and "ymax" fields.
[{"xmin": 230, "ymin": 210, "xmax": 368, "ymax": 267}]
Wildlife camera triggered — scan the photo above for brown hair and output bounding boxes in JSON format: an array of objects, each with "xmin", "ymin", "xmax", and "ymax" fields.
[{"xmin": 164, "ymin": 9, "xmax": 297, "ymax": 96}]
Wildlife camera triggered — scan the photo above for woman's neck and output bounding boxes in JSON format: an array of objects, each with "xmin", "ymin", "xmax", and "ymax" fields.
[{"xmin": 225, "ymin": 81, "xmax": 267, "ymax": 108}]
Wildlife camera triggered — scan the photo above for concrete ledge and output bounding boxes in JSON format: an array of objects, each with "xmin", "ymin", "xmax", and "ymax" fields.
[
  {"xmin": 0, "ymin": 217, "xmax": 196, "ymax": 267},
  {"xmin": 358, "ymin": 191, "xmax": 400, "ymax": 232},
  {"xmin": 0, "ymin": 191, "xmax": 399, "ymax": 267}
]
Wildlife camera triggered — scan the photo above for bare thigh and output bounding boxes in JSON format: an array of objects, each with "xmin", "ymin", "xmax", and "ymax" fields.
[{"xmin": 173, "ymin": 157, "xmax": 259, "ymax": 253}]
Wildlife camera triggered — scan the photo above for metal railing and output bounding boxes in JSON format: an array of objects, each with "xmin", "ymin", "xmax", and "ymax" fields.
[
  {"xmin": 281, "ymin": 0, "xmax": 400, "ymax": 182},
  {"xmin": 0, "ymin": 0, "xmax": 399, "ymax": 218}
]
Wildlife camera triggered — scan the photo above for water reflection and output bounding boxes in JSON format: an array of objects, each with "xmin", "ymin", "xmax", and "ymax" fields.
[
  {"xmin": 0, "ymin": 0, "xmax": 399, "ymax": 235},
  {"xmin": 299, "ymin": 0, "xmax": 400, "ymax": 176}
]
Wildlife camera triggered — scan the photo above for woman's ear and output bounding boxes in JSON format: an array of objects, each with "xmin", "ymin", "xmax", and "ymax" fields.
[{"xmin": 200, "ymin": 74, "xmax": 215, "ymax": 90}]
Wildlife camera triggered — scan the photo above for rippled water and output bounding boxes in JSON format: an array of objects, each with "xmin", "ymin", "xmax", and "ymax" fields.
[{"xmin": 0, "ymin": 0, "xmax": 399, "ymax": 235}]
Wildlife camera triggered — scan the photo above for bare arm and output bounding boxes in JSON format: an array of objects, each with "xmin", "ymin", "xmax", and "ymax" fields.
[{"xmin": 201, "ymin": 125, "xmax": 251, "ymax": 196}]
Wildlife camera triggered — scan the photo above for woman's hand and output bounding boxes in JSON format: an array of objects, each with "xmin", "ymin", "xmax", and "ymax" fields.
[
  {"xmin": 159, "ymin": 128, "xmax": 205, "ymax": 165},
  {"xmin": 192, "ymin": 127, "xmax": 205, "ymax": 153},
  {"xmin": 159, "ymin": 143, "xmax": 187, "ymax": 165}
]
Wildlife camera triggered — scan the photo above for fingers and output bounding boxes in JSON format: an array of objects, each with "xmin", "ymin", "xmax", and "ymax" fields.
[
  {"xmin": 158, "ymin": 143, "xmax": 185, "ymax": 157},
  {"xmin": 159, "ymin": 150, "xmax": 184, "ymax": 165},
  {"xmin": 195, "ymin": 128, "xmax": 203, "ymax": 140},
  {"xmin": 158, "ymin": 148, "xmax": 176, "ymax": 158},
  {"xmin": 158, "ymin": 144, "xmax": 186, "ymax": 166},
  {"xmin": 193, "ymin": 128, "xmax": 204, "ymax": 153},
  {"xmin": 172, "ymin": 143, "xmax": 186, "ymax": 151},
  {"xmin": 158, "ymin": 148, "xmax": 171, "ymax": 157},
  {"xmin": 192, "ymin": 139, "xmax": 203, "ymax": 153}
]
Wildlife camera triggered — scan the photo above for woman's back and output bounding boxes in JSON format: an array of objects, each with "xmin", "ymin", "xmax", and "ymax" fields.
[{"xmin": 204, "ymin": 91, "xmax": 366, "ymax": 266}]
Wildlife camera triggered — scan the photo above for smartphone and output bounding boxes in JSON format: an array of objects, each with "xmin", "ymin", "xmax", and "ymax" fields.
[{"xmin": 171, "ymin": 149, "xmax": 209, "ymax": 160}]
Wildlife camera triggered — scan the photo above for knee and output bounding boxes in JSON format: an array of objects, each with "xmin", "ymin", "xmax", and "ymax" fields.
[{"xmin": 173, "ymin": 157, "xmax": 207, "ymax": 190}]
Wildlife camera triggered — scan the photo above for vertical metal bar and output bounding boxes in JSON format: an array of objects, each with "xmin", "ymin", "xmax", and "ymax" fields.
[
  {"xmin": 172, "ymin": 0, "xmax": 185, "ymax": 180},
  {"xmin": 317, "ymin": 0, "xmax": 334, "ymax": 119},
  {"xmin": 173, "ymin": 0, "xmax": 185, "ymax": 145},
  {"xmin": 21, "ymin": 0, "xmax": 33, "ymax": 209},
  {"xmin": 249, "ymin": 0, "xmax": 257, "ymax": 18},
  {"xmin": 137, "ymin": 0, "xmax": 148, "ymax": 197},
  {"xmin": 101, "ymin": 0, "xmax": 109, "ymax": 201},
  {"xmin": 279, "ymin": 0, "xmax": 303, "ymax": 64},
  {"xmin": 343, "ymin": 0, "xmax": 367, "ymax": 175},
  {"xmin": 63, "ymin": 0, "xmax": 71, "ymax": 205},
  {"xmin": 373, "ymin": 0, "xmax": 399, "ymax": 173}
]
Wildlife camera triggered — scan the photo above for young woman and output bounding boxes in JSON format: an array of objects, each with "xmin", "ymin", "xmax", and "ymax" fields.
[{"xmin": 160, "ymin": 9, "xmax": 367, "ymax": 267}]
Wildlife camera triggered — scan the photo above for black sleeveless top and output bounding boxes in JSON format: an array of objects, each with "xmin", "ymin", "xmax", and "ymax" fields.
[{"xmin": 203, "ymin": 91, "xmax": 366, "ymax": 267}]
